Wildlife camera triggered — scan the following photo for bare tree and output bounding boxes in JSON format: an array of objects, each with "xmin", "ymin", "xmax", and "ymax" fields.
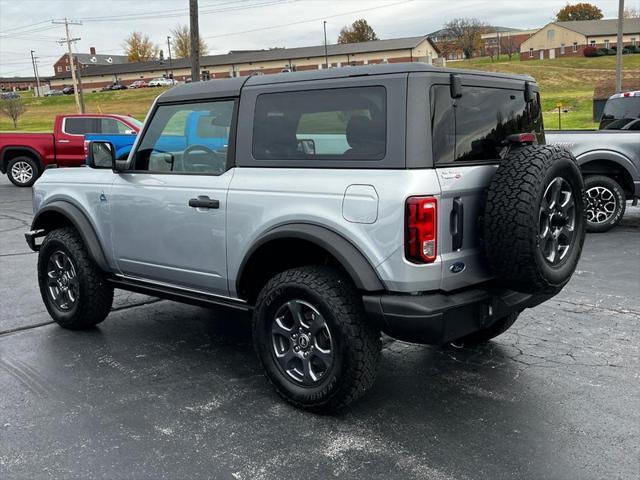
[
  {"xmin": 444, "ymin": 18, "xmax": 489, "ymax": 59},
  {"xmin": 0, "ymin": 97, "xmax": 27, "ymax": 129},
  {"xmin": 499, "ymin": 34, "xmax": 518, "ymax": 60},
  {"xmin": 624, "ymin": 7, "xmax": 640, "ymax": 18}
]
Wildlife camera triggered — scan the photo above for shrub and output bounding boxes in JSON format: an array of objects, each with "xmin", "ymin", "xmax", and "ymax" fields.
[{"xmin": 583, "ymin": 46, "xmax": 598, "ymax": 57}]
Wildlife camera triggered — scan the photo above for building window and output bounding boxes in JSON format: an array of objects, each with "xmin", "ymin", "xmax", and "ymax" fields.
[
  {"xmin": 590, "ymin": 40, "xmax": 596, "ymax": 46},
  {"xmin": 57, "ymin": 66, "xmax": 62, "ymax": 72},
  {"xmin": 547, "ymin": 29, "xmax": 555, "ymax": 40},
  {"xmin": 573, "ymin": 42, "xmax": 578, "ymax": 52},
  {"xmin": 632, "ymin": 38, "xmax": 637, "ymax": 47},
  {"xmin": 529, "ymin": 48, "xmax": 534, "ymax": 57},
  {"xmin": 65, "ymin": 65, "xmax": 70, "ymax": 71},
  {"xmin": 560, "ymin": 44, "xmax": 565, "ymax": 54},
  {"xmin": 604, "ymin": 39, "xmax": 610, "ymax": 49}
]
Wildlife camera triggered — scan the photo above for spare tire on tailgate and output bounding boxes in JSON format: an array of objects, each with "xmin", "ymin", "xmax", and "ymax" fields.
[{"xmin": 483, "ymin": 145, "xmax": 586, "ymax": 294}]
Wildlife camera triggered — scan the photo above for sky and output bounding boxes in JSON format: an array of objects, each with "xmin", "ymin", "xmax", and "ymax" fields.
[{"xmin": 0, "ymin": 0, "xmax": 637, "ymax": 77}]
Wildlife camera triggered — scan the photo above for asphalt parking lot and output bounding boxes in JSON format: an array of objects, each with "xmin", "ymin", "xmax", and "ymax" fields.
[{"xmin": 1, "ymin": 174, "xmax": 638, "ymax": 480}]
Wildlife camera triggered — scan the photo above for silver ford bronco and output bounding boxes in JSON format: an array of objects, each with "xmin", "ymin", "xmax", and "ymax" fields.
[{"xmin": 26, "ymin": 64, "xmax": 586, "ymax": 411}]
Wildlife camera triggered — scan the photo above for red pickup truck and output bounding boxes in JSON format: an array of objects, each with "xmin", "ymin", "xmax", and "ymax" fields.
[{"xmin": 0, "ymin": 114, "xmax": 142, "ymax": 187}]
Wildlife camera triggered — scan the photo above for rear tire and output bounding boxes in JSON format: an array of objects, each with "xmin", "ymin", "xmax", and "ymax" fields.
[
  {"xmin": 38, "ymin": 227, "xmax": 113, "ymax": 329},
  {"xmin": 7, "ymin": 156, "xmax": 39, "ymax": 187},
  {"xmin": 253, "ymin": 266, "xmax": 380, "ymax": 412},
  {"xmin": 584, "ymin": 175, "xmax": 626, "ymax": 233},
  {"xmin": 452, "ymin": 313, "xmax": 519, "ymax": 347}
]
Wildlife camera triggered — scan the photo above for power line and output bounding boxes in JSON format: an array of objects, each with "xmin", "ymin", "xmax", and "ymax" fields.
[
  {"xmin": 202, "ymin": 0, "xmax": 414, "ymax": 40},
  {"xmin": 76, "ymin": 0, "xmax": 295, "ymax": 23},
  {"xmin": 0, "ymin": 20, "xmax": 52, "ymax": 35}
]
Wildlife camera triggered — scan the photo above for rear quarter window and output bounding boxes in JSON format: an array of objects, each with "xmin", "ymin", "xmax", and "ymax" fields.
[
  {"xmin": 430, "ymin": 84, "xmax": 543, "ymax": 164},
  {"xmin": 252, "ymin": 86, "xmax": 386, "ymax": 161}
]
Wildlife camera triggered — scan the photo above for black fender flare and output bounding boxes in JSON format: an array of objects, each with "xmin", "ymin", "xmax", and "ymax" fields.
[
  {"xmin": 237, "ymin": 223, "xmax": 385, "ymax": 293},
  {"xmin": 31, "ymin": 201, "xmax": 110, "ymax": 272},
  {"xmin": 0, "ymin": 146, "xmax": 44, "ymax": 174}
]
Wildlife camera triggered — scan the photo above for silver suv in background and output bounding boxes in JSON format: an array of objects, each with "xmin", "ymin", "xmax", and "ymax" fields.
[
  {"xmin": 26, "ymin": 64, "xmax": 586, "ymax": 411},
  {"xmin": 546, "ymin": 91, "xmax": 640, "ymax": 232}
]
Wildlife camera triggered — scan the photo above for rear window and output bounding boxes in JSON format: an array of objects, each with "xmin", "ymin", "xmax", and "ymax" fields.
[
  {"xmin": 252, "ymin": 86, "xmax": 386, "ymax": 161},
  {"xmin": 64, "ymin": 117, "xmax": 98, "ymax": 135},
  {"xmin": 431, "ymin": 84, "xmax": 542, "ymax": 164},
  {"xmin": 600, "ymin": 96, "xmax": 640, "ymax": 129}
]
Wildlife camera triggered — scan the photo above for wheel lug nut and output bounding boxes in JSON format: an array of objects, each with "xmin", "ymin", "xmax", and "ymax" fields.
[
  {"xmin": 294, "ymin": 346, "xmax": 299, "ymax": 352},
  {"xmin": 304, "ymin": 352, "xmax": 309, "ymax": 358},
  {"xmin": 292, "ymin": 334, "xmax": 297, "ymax": 339}
]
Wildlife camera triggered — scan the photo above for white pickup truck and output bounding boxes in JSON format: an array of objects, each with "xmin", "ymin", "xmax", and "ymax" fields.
[{"xmin": 546, "ymin": 91, "xmax": 640, "ymax": 232}]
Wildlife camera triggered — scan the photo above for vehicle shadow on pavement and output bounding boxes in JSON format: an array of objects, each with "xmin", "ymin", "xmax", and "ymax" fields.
[{"xmin": 19, "ymin": 301, "xmax": 565, "ymax": 479}]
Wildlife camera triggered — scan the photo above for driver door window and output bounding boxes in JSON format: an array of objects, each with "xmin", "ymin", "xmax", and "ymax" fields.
[{"xmin": 132, "ymin": 100, "xmax": 234, "ymax": 175}]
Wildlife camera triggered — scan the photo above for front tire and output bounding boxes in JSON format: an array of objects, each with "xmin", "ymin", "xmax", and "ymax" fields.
[
  {"xmin": 7, "ymin": 156, "xmax": 39, "ymax": 187},
  {"xmin": 584, "ymin": 175, "xmax": 626, "ymax": 233},
  {"xmin": 38, "ymin": 227, "xmax": 113, "ymax": 329},
  {"xmin": 253, "ymin": 266, "xmax": 380, "ymax": 412}
]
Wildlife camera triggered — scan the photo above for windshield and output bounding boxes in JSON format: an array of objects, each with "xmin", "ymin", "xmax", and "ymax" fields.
[{"xmin": 600, "ymin": 96, "xmax": 640, "ymax": 129}]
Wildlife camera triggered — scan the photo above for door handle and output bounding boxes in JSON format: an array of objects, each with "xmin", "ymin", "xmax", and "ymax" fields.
[
  {"xmin": 450, "ymin": 197, "xmax": 464, "ymax": 251},
  {"xmin": 188, "ymin": 195, "xmax": 220, "ymax": 209},
  {"xmin": 58, "ymin": 139, "xmax": 70, "ymax": 143}
]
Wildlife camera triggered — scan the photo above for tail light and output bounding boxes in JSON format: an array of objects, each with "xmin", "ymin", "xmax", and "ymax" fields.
[
  {"xmin": 83, "ymin": 140, "xmax": 89, "ymax": 157},
  {"xmin": 405, "ymin": 196, "xmax": 437, "ymax": 264}
]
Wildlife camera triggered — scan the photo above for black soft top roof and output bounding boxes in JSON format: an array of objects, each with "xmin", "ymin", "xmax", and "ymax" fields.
[{"xmin": 156, "ymin": 63, "xmax": 535, "ymax": 104}]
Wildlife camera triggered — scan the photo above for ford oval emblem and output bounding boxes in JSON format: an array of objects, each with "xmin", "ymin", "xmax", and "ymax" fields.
[{"xmin": 450, "ymin": 262, "xmax": 466, "ymax": 274}]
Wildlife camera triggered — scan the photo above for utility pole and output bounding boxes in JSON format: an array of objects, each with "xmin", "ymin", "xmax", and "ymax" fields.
[
  {"xmin": 30, "ymin": 50, "xmax": 42, "ymax": 97},
  {"xmin": 53, "ymin": 18, "xmax": 83, "ymax": 113},
  {"xmin": 167, "ymin": 36, "xmax": 174, "ymax": 79},
  {"xmin": 323, "ymin": 21, "xmax": 329, "ymax": 69},
  {"xmin": 189, "ymin": 0, "xmax": 200, "ymax": 82},
  {"xmin": 615, "ymin": 0, "xmax": 624, "ymax": 93}
]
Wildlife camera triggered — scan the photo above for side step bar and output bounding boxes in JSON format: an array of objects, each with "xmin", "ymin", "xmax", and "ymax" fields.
[{"xmin": 108, "ymin": 276, "xmax": 252, "ymax": 312}]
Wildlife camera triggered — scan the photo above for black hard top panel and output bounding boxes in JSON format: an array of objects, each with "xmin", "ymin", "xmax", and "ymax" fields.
[{"xmin": 156, "ymin": 63, "xmax": 535, "ymax": 103}]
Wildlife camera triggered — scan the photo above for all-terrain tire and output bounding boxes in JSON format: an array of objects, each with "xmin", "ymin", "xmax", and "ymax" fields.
[
  {"xmin": 584, "ymin": 175, "xmax": 626, "ymax": 233},
  {"xmin": 7, "ymin": 156, "xmax": 39, "ymax": 187},
  {"xmin": 38, "ymin": 227, "xmax": 113, "ymax": 329},
  {"xmin": 453, "ymin": 312, "xmax": 519, "ymax": 347},
  {"xmin": 483, "ymin": 145, "xmax": 586, "ymax": 294},
  {"xmin": 253, "ymin": 266, "xmax": 381, "ymax": 412}
]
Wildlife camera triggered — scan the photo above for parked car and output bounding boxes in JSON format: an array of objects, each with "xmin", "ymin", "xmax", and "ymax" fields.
[
  {"xmin": 62, "ymin": 86, "xmax": 74, "ymax": 95},
  {"xmin": 148, "ymin": 77, "xmax": 177, "ymax": 87},
  {"xmin": 0, "ymin": 114, "xmax": 142, "ymax": 186},
  {"xmin": 44, "ymin": 89, "xmax": 63, "ymax": 97},
  {"xmin": 128, "ymin": 80, "xmax": 148, "ymax": 89},
  {"xmin": 546, "ymin": 91, "xmax": 640, "ymax": 232},
  {"xmin": 26, "ymin": 64, "xmax": 586, "ymax": 411},
  {"xmin": 1, "ymin": 91, "xmax": 20, "ymax": 99}
]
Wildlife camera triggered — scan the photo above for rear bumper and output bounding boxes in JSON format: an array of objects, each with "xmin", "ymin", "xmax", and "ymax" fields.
[{"xmin": 363, "ymin": 286, "xmax": 554, "ymax": 345}]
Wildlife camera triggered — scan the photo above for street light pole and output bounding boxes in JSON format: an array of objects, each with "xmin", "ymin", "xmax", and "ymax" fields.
[
  {"xmin": 167, "ymin": 36, "xmax": 174, "ymax": 79},
  {"xmin": 323, "ymin": 21, "xmax": 329, "ymax": 69}
]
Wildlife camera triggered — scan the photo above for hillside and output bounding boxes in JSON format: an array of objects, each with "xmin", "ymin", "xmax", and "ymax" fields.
[{"xmin": 1, "ymin": 54, "xmax": 639, "ymax": 132}]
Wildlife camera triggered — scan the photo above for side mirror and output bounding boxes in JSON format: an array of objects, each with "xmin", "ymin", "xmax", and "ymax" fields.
[{"xmin": 87, "ymin": 141, "xmax": 115, "ymax": 169}]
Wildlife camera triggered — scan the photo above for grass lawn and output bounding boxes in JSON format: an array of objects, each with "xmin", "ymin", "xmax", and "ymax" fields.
[
  {"xmin": 0, "ymin": 87, "xmax": 169, "ymax": 132},
  {"xmin": 1, "ymin": 55, "xmax": 639, "ymax": 132}
]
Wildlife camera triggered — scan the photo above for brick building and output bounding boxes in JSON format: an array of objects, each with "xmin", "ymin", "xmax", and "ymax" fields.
[
  {"xmin": 52, "ymin": 47, "xmax": 128, "ymax": 76},
  {"xmin": 49, "ymin": 36, "xmax": 440, "ymax": 91},
  {"xmin": 481, "ymin": 28, "xmax": 538, "ymax": 59},
  {"xmin": 520, "ymin": 18, "xmax": 640, "ymax": 61},
  {"xmin": 0, "ymin": 76, "xmax": 50, "ymax": 92}
]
